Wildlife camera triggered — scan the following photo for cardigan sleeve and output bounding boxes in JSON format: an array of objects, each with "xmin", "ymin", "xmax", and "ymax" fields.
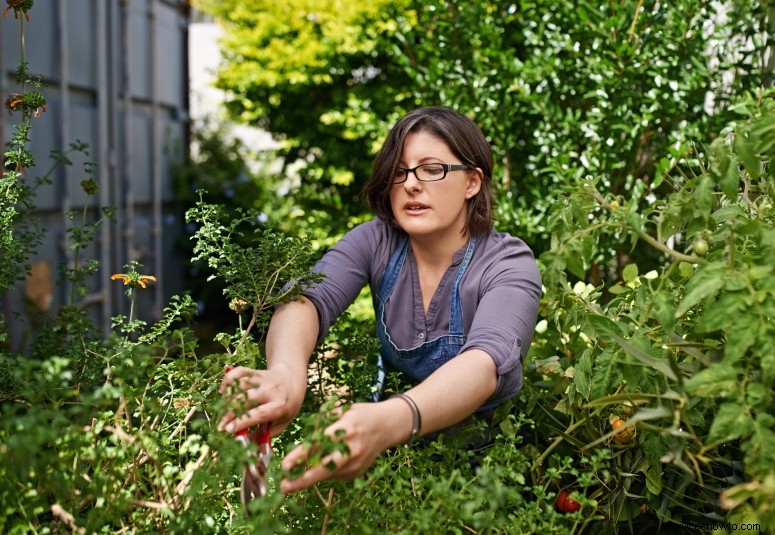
[
  {"xmin": 459, "ymin": 235, "xmax": 542, "ymax": 407},
  {"xmin": 302, "ymin": 220, "xmax": 387, "ymax": 344}
]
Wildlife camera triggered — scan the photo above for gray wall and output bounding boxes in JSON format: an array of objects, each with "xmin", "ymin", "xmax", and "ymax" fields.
[{"xmin": 1, "ymin": 0, "xmax": 190, "ymax": 345}]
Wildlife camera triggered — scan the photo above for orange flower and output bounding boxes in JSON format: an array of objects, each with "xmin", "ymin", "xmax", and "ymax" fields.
[
  {"xmin": 111, "ymin": 273, "xmax": 157, "ymax": 289},
  {"xmin": 4, "ymin": 93, "xmax": 23, "ymax": 115}
]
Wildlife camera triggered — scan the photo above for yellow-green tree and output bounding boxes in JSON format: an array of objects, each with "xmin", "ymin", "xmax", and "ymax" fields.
[{"xmin": 194, "ymin": 0, "xmax": 415, "ymax": 240}]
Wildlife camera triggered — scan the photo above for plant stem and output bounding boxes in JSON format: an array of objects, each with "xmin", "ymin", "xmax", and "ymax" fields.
[
  {"xmin": 129, "ymin": 290, "xmax": 136, "ymax": 325},
  {"xmin": 633, "ymin": 227, "xmax": 707, "ymax": 265},
  {"xmin": 70, "ymin": 200, "xmax": 90, "ymax": 305}
]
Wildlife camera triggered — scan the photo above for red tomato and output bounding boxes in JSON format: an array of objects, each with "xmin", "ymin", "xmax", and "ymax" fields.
[{"xmin": 555, "ymin": 490, "xmax": 581, "ymax": 513}]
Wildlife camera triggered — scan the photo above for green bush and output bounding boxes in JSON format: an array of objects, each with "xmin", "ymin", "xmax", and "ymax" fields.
[{"xmin": 532, "ymin": 98, "xmax": 775, "ymax": 532}]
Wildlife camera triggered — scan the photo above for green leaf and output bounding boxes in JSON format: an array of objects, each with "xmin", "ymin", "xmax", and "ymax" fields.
[
  {"xmin": 746, "ymin": 383, "xmax": 769, "ymax": 410},
  {"xmin": 750, "ymin": 115, "xmax": 775, "ymax": 154},
  {"xmin": 761, "ymin": 342, "xmax": 775, "ymax": 385},
  {"xmin": 694, "ymin": 174, "xmax": 715, "ymax": 215},
  {"xmin": 608, "ymin": 284, "xmax": 627, "ymax": 295},
  {"xmin": 622, "ymin": 263, "xmax": 638, "ymax": 283},
  {"xmin": 574, "ymin": 349, "xmax": 593, "ymax": 401},
  {"xmin": 711, "ymin": 203, "xmax": 745, "ymax": 224},
  {"xmin": 722, "ymin": 316, "xmax": 757, "ymax": 363},
  {"xmin": 734, "ymin": 128, "xmax": 760, "ymax": 180},
  {"xmin": 683, "ymin": 363, "xmax": 739, "ymax": 399},
  {"xmin": 719, "ymin": 155, "xmax": 741, "ymax": 199},
  {"xmin": 565, "ymin": 248, "xmax": 588, "ymax": 280},
  {"xmin": 609, "ymin": 333, "xmax": 678, "ymax": 382},
  {"xmin": 743, "ymin": 418, "xmax": 775, "ymax": 477},
  {"xmin": 645, "ymin": 464, "xmax": 663, "ymax": 496},
  {"xmin": 708, "ymin": 137, "xmax": 741, "ymax": 199},
  {"xmin": 707, "ymin": 402, "xmax": 752, "ymax": 444},
  {"xmin": 675, "ymin": 262, "xmax": 726, "ymax": 318},
  {"xmin": 708, "ymin": 138, "xmax": 729, "ymax": 190},
  {"xmin": 586, "ymin": 313, "xmax": 625, "ymax": 342},
  {"xmin": 697, "ymin": 291, "xmax": 750, "ymax": 334},
  {"xmin": 589, "ymin": 347, "xmax": 624, "ymax": 400},
  {"xmin": 651, "ymin": 292, "xmax": 676, "ymax": 331}
]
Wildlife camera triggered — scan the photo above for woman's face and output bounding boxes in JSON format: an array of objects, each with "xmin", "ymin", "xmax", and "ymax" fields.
[{"xmin": 389, "ymin": 131, "xmax": 482, "ymax": 244}]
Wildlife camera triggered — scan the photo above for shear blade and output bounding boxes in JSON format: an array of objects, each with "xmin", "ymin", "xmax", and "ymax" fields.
[{"xmin": 240, "ymin": 463, "xmax": 267, "ymax": 508}]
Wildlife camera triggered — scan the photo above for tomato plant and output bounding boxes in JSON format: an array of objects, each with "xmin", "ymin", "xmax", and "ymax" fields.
[{"xmin": 534, "ymin": 97, "xmax": 775, "ymax": 530}]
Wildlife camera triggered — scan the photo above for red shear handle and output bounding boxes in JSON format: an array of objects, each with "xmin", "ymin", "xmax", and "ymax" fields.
[
  {"xmin": 255, "ymin": 422, "xmax": 272, "ymax": 445},
  {"xmin": 224, "ymin": 366, "xmax": 272, "ymax": 444}
]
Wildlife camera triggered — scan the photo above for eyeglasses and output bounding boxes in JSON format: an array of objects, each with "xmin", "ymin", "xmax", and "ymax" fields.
[{"xmin": 393, "ymin": 163, "xmax": 473, "ymax": 184}]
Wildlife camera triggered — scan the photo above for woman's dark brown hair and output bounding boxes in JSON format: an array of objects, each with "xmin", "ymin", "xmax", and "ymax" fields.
[{"xmin": 363, "ymin": 106, "xmax": 494, "ymax": 236}]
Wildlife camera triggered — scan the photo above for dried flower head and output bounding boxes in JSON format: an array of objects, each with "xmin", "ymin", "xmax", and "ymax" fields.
[
  {"xmin": 3, "ymin": 0, "xmax": 33, "ymax": 22},
  {"xmin": 81, "ymin": 179, "xmax": 99, "ymax": 195},
  {"xmin": 229, "ymin": 298, "xmax": 250, "ymax": 314}
]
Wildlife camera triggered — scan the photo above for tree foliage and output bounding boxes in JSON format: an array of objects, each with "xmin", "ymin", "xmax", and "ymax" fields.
[
  {"xmin": 194, "ymin": 0, "xmax": 771, "ymax": 259},
  {"xmin": 193, "ymin": 0, "xmax": 415, "ymax": 240}
]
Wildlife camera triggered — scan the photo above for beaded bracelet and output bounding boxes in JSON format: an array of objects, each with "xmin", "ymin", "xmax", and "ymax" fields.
[{"xmin": 392, "ymin": 393, "xmax": 422, "ymax": 444}]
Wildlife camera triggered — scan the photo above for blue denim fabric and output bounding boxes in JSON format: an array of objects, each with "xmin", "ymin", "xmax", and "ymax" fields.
[{"xmin": 373, "ymin": 235, "xmax": 488, "ymax": 408}]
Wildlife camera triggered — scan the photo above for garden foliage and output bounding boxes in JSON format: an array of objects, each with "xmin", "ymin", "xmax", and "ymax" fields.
[{"xmin": 1, "ymin": 1, "xmax": 774, "ymax": 533}]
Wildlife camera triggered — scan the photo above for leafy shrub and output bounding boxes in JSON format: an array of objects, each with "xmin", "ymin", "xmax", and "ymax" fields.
[{"xmin": 531, "ymin": 97, "xmax": 775, "ymax": 532}]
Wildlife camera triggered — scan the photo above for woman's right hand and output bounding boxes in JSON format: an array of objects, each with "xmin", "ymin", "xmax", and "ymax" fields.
[{"xmin": 218, "ymin": 366, "xmax": 305, "ymax": 437}]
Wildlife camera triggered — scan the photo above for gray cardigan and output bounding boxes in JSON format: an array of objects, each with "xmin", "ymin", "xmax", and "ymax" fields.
[{"xmin": 303, "ymin": 218, "xmax": 542, "ymax": 407}]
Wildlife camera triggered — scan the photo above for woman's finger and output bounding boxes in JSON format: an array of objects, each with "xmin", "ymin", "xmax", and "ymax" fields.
[
  {"xmin": 219, "ymin": 365, "xmax": 247, "ymax": 393},
  {"xmin": 280, "ymin": 442, "xmax": 311, "ymax": 472},
  {"xmin": 218, "ymin": 369, "xmax": 271, "ymax": 432},
  {"xmin": 280, "ymin": 447, "xmax": 349, "ymax": 494}
]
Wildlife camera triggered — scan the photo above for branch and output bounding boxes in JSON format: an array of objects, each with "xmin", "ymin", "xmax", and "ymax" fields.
[
  {"xmin": 50, "ymin": 504, "xmax": 86, "ymax": 535},
  {"xmin": 633, "ymin": 227, "xmax": 707, "ymax": 265}
]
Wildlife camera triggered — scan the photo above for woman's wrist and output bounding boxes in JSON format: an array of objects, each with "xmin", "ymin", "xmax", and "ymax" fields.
[{"xmin": 390, "ymin": 393, "xmax": 422, "ymax": 444}]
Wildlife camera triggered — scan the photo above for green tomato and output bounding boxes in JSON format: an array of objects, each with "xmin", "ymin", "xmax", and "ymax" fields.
[{"xmin": 693, "ymin": 238, "xmax": 709, "ymax": 256}]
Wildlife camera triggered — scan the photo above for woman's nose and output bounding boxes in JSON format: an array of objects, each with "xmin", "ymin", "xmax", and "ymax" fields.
[{"xmin": 402, "ymin": 171, "xmax": 422, "ymax": 190}]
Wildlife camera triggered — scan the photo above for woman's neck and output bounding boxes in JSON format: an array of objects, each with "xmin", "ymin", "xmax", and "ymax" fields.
[{"xmin": 409, "ymin": 231, "xmax": 469, "ymax": 270}]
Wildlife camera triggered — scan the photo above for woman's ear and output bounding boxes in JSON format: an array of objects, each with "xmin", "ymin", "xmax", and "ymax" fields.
[{"xmin": 465, "ymin": 168, "xmax": 483, "ymax": 199}]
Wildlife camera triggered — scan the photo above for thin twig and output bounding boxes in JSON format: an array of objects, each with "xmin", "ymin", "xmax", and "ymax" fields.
[
  {"xmin": 51, "ymin": 504, "xmax": 86, "ymax": 535},
  {"xmin": 168, "ymin": 405, "xmax": 198, "ymax": 441},
  {"xmin": 172, "ymin": 448, "xmax": 213, "ymax": 511},
  {"xmin": 627, "ymin": 0, "xmax": 644, "ymax": 44},
  {"xmin": 406, "ymin": 453, "xmax": 417, "ymax": 497},
  {"xmin": 315, "ymin": 486, "xmax": 335, "ymax": 535},
  {"xmin": 125, "ymin": 498, "xmax": 170, "ymax": 510},
  {"xmin": 102, "ymin": 425, "xmax": 135, "ymax": 444}
]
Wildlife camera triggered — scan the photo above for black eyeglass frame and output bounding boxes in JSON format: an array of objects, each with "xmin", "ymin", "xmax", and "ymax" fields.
[{"xmin": 392, "ymin": 163, "xmax": 473, "ymax": 184}]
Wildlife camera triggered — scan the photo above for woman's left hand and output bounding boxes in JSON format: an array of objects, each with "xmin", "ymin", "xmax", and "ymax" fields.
[{"xmin": 279, "ymin": 398, "xmax": 411, "ymax": 494}]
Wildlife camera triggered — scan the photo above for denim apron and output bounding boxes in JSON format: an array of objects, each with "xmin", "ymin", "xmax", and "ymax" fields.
[{"xmin": 372, "ymin": 234, "xmax": 478, "ymax": 399}]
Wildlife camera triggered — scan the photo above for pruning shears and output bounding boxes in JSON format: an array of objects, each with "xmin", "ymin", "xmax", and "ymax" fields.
[
  {"xmin": 235, "ymin": 422, "xmax": 273, "ymax": 507},
  {"xmin": 224, "ymin": 366, "xmax": 274, "ymax": 508}
]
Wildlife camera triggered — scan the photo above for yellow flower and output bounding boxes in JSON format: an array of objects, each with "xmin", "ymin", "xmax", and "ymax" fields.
[{"xmin": 111, "ymin": 273, "xmax": 157, "ymax": 289}]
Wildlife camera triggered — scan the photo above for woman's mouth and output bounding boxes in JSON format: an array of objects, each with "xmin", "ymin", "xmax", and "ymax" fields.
[{"xmin": 404, "ymin": 202, "xmax": 429, "ymax": 213}]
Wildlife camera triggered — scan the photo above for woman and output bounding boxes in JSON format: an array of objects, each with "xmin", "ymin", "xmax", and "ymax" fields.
[{"xmin": 219, "ymin": 107, "xmax": 542, "ymax": 494}]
